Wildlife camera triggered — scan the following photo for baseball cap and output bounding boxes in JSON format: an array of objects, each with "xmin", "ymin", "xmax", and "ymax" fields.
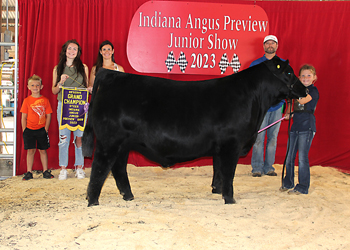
[{"xmin": 264, "ymin": 35, "xmax": 278, "ymax": 44}]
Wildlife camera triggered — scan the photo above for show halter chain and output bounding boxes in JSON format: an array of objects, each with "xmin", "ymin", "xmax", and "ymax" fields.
[{"xmin": 281, "ymin": 99, "xmax": 293, "ymax": 186}]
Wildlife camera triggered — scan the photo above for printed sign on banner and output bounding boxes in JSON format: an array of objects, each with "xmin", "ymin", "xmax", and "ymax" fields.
[
  {"xmin": 127, "ymin": 1, "xmax": 269, "ymax": 75},
  {"xmin": 59, "ymin": 88, "xmax": 89, "ymax": 132}
]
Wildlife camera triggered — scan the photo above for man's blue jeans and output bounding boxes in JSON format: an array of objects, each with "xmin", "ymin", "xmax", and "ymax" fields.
[
  {"xmin": 57, "ymin": 101, "xmax": 84, "ymax": 167},
  {"xmin": 251, "ymin": 107, "xmax": 282, "ymax": 174},
  {"xmin": 282, "ymin": 130, "xmax": 314, "ymax": 194}
]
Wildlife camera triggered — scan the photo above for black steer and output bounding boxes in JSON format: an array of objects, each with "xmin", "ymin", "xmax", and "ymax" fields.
[{"xmin": 82, "ymin": 56, "xmax": 307, "ymax": 206}]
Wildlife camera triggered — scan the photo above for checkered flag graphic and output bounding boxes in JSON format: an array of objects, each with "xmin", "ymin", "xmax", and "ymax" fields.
[
  {"xmin": 176, "ymin": 51, "xmax": 188, "ymax": 73},
  {"xmin": 230, "ymin": 53, "xmax": 241, "ymax": 73},
  {"xmin": 165, "ymin": 51, "xmax": 188, "ymax": 73},
  {"xmin": 165, "ymin": 51, "xmax": 176, "ymax": 72},
  {"xmin": 218, "ymin": 53, "xmax": 241, "ymax": 74},
  {"xmin": 218, "ymin": 53, "xmax": 230, "ymax": 74}
]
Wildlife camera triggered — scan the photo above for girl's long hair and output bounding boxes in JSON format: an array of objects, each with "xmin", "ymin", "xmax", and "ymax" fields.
[
  {"xmin": 55, "ymin": 39, "xmax": 87, "ymax": 87},
  {"xmin": 94, "ymin": 40, "xmax": 115, "ymax": 75}
]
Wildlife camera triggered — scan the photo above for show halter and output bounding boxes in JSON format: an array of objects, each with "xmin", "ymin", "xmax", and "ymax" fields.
[
  {"xmin": 281, "ymin": 99, "xmax": 293, "ymax": 185},
  {"xmin": 258, "ymin": 116, "xmax": 286, "ymax": 134},
  {"xmin": 256, "ymin": 100, "xmax": 293, "ymax": 187}
]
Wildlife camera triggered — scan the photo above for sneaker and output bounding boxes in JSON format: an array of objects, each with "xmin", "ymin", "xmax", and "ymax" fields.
[
  {"xmin": 288, "ymin": 189, "xmax": 302, "ymax": 195},
  {"xmin": 22, "ymin": 172, "xmax": 33, "ymax": 180},
  {"xmin": 266, "ymin": 171, "xmax": 277, "ymax": 176},
  {"xmin": 75, "ymin": 168, "xmax": 85, "ymax": 179},
  {"xmin": 43, "ymin": 170, "xmax": 54, "ymax": 179},
  {"xmin": 279, "ymin": 186, "xmax": 289, "ymax": 192},
  {"xmin": 252, "ymin": 172, "xmax": 262, "ymax": 177},
  {"xmin": 58, "ymin": 169, "xmax": 68, "ymax": 180}
]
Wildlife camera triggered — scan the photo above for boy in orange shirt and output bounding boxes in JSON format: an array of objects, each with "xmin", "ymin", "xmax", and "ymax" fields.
[{"xmin": 20, "ymin": 74, "xmax": 53, "ymax": 180}]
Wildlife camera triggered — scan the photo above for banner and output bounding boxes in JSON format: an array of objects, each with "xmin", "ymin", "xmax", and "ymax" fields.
[
  {"xmin": 127, "ymin": 1, "xmax": 269, "ymax": 75},
  {"xmin": 59, "ymin": 87, "xmax": 89, "ymax": 131}
]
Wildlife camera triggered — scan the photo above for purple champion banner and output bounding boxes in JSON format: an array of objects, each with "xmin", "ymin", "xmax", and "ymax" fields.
[{"xmin": 59, "ymin": 87, "xmax": 89, "ymax": 131}]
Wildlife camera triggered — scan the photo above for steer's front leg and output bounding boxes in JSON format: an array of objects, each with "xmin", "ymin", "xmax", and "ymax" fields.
[{"xmin": 87, "ymin": 144, "xmax": 116, "ymax": 207}]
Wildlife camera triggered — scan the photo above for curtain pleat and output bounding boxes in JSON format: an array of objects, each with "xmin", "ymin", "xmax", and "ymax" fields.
[{"xmin": 17, "ymin": 0, "xmax": 350, "ymax": 174}]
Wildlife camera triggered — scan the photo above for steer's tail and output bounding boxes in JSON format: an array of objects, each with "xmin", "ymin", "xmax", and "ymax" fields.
[{"xmin": 82, "ymin": 75, "xmax": 101, "ymax": 157}]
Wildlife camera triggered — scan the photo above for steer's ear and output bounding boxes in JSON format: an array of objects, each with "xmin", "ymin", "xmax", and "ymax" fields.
[
  {"xmin": 264, "ymin": 57, "xmax": 279, "ymax": 72},
  {"xmin": 279, "ymin": 59, "xmax": 289, "ymax": 73},
  {"xmin": 266, "ymin": 56, "xmax": 285, "ymax": 72}
]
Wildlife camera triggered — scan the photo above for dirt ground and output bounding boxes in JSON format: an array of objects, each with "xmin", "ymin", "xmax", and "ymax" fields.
[{"xmin": 0, "ymin": 164, "xmax": 349, "ymax": 250}]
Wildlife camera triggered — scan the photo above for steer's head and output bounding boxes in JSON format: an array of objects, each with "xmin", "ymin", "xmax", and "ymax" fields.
[{"xmin": 264, "ymin": 56, "xmax": 307, "ymax": 99}]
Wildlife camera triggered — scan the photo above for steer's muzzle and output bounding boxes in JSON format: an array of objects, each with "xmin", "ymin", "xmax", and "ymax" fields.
[{"xmin": 289, "ymin": 76, "xmax": 307, "ymax": 99}]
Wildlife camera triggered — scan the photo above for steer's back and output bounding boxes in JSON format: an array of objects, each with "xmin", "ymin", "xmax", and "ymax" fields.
[
  {"xmin": 89, "ymin": 69, "xmax": 261, "ymax": 160},
  {"xmin": 93, "ymin": 69, "xmax": 258, "ymax": 133}
]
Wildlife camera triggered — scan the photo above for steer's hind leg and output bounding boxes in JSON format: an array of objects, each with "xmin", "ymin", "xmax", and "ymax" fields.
[
  {"xmin": 87, "ymin": 144, "xmax": 118, "ymax": 206},
  {"xmin": 218, "ymin": 142, "xmax": 240, "ymax": 204},
  {"xmin": 111, "ymin": 149, "xmax": 134, "ymax": 201},
  {"xmin": 211, "ymin": 155, "xmax": 222, "ymax": 194}
]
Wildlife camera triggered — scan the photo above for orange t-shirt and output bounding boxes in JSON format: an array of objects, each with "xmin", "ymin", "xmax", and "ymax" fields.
[{"xmin": 20, "ymin": 95, "xmax": 53, "ymax": 130}]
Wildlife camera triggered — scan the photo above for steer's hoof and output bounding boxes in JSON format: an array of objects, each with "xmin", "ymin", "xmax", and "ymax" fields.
[
  {"xmin": 224, "ymin": 197, "xmax": 236, "ymax": 204},
  {"xmin": 88, "ymin": 201, "xmax": 99, "ymax": 207},
  {"xmin": 212, "ymin": 187, "xmax": 222, "ymax": 194},
  {"xmin": 123, "ymin": 194, "xmax": 134, "ymax": 201}
]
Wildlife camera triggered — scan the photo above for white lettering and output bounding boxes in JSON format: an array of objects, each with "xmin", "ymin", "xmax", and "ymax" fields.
[
  {"xmin": 223, "ymin": 15, "xmax": 268, "ymax": 32},
  {"xmin": 186, "ymin": 14, "xmax": 220, "ymax": 34},
  {"xmin": 168, "ymin": 33, "xmax": 204, "ymax": 49},
  {"xmin": 207, "ymin": 34, "xmax": 238, "ymax": 50},
  {"xmin": 139, "ymin": 11, "xmax": 181, "ymax": 28}
]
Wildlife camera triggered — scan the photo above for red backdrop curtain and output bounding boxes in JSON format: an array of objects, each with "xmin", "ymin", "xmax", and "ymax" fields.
[{"xmin": 17, "ymin": 0, "xmax": 350, "ymax": 175}]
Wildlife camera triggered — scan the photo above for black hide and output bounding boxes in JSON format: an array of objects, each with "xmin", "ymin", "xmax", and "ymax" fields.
[{"xmin": 82, "ymin": 56, "xmax": 306, "ymax": 206}]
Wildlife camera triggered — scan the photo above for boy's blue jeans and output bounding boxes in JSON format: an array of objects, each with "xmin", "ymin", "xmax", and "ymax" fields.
[
  {"xmin": 282, "ymin": 130, "xmax": 315, "ymax": 194},
  {"xmin": 251, "ymin": 107, "xmax": 282, "ymax": 174},
  {"xmin": 57, "ymin": 101, "xmax": 84, "ymax": 167}
]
